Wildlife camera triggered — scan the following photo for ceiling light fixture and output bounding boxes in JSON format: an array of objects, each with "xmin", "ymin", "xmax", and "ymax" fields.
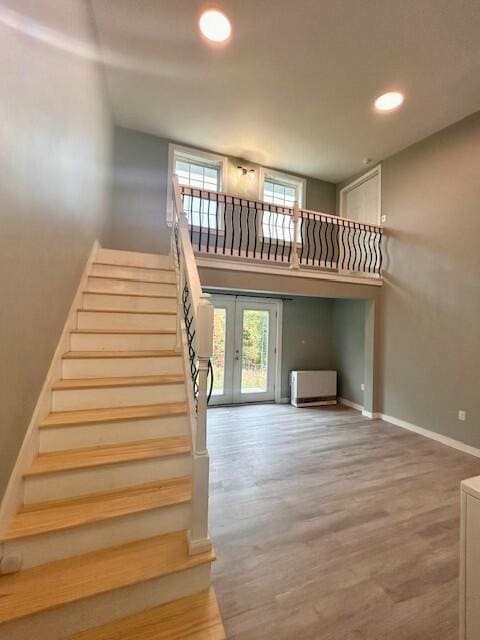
[
  {"xmin": 199, "ymin": 9, "xmax": 231, "ymax": 43},
  {"xmin": 374, "ymin": 91, "xmax": 404, "ymax": 112}
]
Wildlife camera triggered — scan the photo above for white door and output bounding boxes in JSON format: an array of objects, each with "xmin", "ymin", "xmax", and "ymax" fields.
[
  {"xmin": 209, "ymin": 295, "xmax": 279, "ymax": 405},
  {"xmin": 339, "ymin": 166, "xmax": 381, "ymax": 225}
]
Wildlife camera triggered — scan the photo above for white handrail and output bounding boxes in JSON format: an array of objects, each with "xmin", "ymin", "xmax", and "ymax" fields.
[{"xmin": 170, "ymin": 175, "xmax": 214, "ymax": 555}]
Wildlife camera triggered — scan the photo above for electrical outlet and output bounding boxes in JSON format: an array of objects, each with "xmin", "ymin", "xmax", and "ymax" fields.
[
  {"xmin": 361, "ymin": 383, "xmax": 365, "ymax": 391},
  {"xmin": 458, "ymin": 410, "xmax": 466, "ymax": 421},
  {"xmin": 381, "ymin": 214, "xmax": 387, "ymax": 224}
]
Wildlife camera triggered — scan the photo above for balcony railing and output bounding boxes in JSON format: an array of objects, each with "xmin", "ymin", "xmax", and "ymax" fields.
[{"xmin": 179, "ymin": 184, "xmax": 383, "ymax": 278}]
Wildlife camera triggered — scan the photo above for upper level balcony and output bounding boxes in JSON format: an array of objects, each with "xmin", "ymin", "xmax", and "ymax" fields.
[{"xmin": 177, "ymin": 182, "xmax": 384, "ymax": 288}]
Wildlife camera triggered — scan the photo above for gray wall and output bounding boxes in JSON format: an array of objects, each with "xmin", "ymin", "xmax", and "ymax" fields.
[
  {"xmin": 0, "ymin": 0, "xmax": 112, "ymax": 497},
  {"xmin": 332, "ymin": 300, "xmax": 366, "ymax": 406},
  {"xmin": 339, "ymin": 111, "xmax": 480, "ymax": 446},
  {"xmin": 281, "ymin": 298, "xmax": 334, "ymax": 398},
  {"xmin": 106, "ymin": 126, "xmax": 337, "ymax": 254},
  {"xmin": 107, "ymin": 127, "xmax": 171, "ymax": 255}
]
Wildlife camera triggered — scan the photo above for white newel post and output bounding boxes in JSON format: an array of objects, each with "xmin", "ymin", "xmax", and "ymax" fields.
[
  {"xmin": 188, "ymin": 292, "xmax": 214, "ymax": 555},
  {"xmin": 290, "ymin": 201, "xmax": 300, "ymax": 270}
]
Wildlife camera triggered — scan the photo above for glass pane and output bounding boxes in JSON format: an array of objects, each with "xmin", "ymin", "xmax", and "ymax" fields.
[
  {"xmin": 241, "ymin": 309, "xmax": 269, "ymax": 394},
  {"xmin": 175, "ymin": 157, "xmax": 220, "ymax": 192},
  {"xmin": 212, "ymin": 308, "xmax": 226, "ymax": 396}
]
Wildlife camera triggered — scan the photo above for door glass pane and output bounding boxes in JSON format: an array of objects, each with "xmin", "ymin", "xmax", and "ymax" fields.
[
  {"xmin": 212, "ymin": 308, "xmax": 226, "ymax": 395},
  {"xmin": 241, "ymin": 309, "xmax": 269, "ymax": 393}
]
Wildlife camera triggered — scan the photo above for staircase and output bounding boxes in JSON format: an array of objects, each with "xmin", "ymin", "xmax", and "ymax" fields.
[{"xmin": 0, "ymin": 247, "xmax": 224, "ymax": 639}]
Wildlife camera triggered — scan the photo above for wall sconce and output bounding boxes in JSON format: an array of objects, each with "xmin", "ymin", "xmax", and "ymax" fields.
[{"xmin": 237, "ymin": 165, "xmax": 255, "ymax": 177}]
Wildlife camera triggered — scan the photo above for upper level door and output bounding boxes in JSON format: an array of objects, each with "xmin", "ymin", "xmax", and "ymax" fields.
[
  {"xmin": 210, "ymin": 295, "xmax": 279, "ymax": 405},
  {"xmin": 339, "ymin": 165, "xmax": 381, "ymax": 226}
]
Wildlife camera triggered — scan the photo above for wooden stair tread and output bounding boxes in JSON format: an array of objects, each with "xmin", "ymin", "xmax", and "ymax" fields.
[
  {"xmin": 94, "ymin": 261, "xmax": 174, "ymax": 273},
  {"xmin": 52, "ymin": 374, "xmax": 184, "ymax": 390},
  {"xmin": 40, "ymin": 402, "xmax": 188, "ymax": 428},
  {"xmin": 71, "ymin": 328, "xmax": 176, "ymax": 335},
  {"xmin": 25, "ymin": 436, "xmax": 191, "ymax": 476},
  {"xmin": 89, "ymin": 274, "xmax": 174, "ymax": 285},
  {"xmin": 2, "ymin": 477, "xmax": 192, "ymax": 541},
  {"xmin": 78, "ymin": 308, "xmax": 177, "ymax": 316},
  {"xmin": 85, "ymin": 290, "xmax": 176, "ymax": 299},
  {"xmin": 63, "ymin": 350, "xmax": 181, "ymax": 359},
  {"xmin": 67, "ymin": 587, "xmax": 225, "ymax": 640},
  {"xmin": 0, "ymin": 531, "xmax": 214, "ymax": 625}
]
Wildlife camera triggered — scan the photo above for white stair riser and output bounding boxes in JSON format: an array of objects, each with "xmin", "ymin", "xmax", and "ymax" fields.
[
  {"xmin": 87, "ymin": 276, "xmax": 175, "ymax": 296},
  {"xmin": 62, "ymin": 355, "xmax": 183, "ymax": 379},
  {"xmin": 24, "ymin": 455, "xmax": 192, "ymax": 504},
  {"xmin": 83, "ymin": 292, "xmax": 176, "ymax": 313},
  {"xmin": 77, "ymin": 310, "xmax": 176, "ymax": 331},
  {"xmin": 91, "ymin": 263, "xmax": 176, "ymax": 283},
  {"xmin": 96, "ymin": 248, "xmax": 172, "ymax": 269},
  {"xmin": 5, "ymin": 502, "xmax": 191, "ymax": 569},
  {"xmin": 70, "ymin": 332, "xmax": 176, "ymax": 351},
  {"xmin": 39, "ymin": 416, "xmax": 189, "ymax": 451},
  {"xmin": 52, "ymin": 383, "xmax": 186, "ymax": 411},
  {"xmin": 2, "ymin": 563, "xmax": 210, "ymax": 640}
]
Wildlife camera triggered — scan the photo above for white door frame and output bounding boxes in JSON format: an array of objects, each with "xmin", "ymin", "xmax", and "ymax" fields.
[{"xmin": 209, "ymin": 294, "xmax": 283, "ymax": 405}]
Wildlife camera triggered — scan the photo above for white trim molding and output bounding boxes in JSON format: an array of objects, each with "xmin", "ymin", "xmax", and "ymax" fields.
[
  {"xmin": 378, "ymin": 413, "xmax": 480, "ymax": 458},
  {"xmin": 339, "ymin": 397, "xmax": 364, "ymax": 412},
  {"xmin": 339, "ymin": 400, "xmax": 480, "ymax": 458},
  {"xmin": 196, "ymin": 255, "xmax": 383, "ymax": 287},
  {"xmin": 167, "ymin": 143, "xmax": 229, "ymax": 224},
  {"xmin": 0, "ymin": 240, "xmax": 100, "ymax": 542},
  {"xmin": 339, "ymin": 164, "xmax": 382, "ymax": 226}
]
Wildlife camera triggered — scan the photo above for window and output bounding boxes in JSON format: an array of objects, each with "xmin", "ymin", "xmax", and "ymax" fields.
[
  {"xmin": 263, "ymin": 179, "xmax": 297, "ymax": 207},
  {"xmin": 167, "ymin": 144, "xmax": 228, "ymax": 225},
  {"xmin": 259, "ymin": 168, "xmax": 306, "ymax": 208},
  {"xmin": 259, "ymin": 169, "xmax": 306, "ymax": 242},
  {"xmin": 175, "ymin": 158, "xmax": 220, "ymax": 191}
]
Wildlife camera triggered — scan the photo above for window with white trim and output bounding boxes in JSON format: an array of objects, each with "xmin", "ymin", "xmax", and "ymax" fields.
[
  {"xmin": 260, "ymin": 170, "xmax": 306, "ymax": 241},
  {"xmin": 175, "ymin": 158, "xmax": 220, "ymax": 191},
  {"xmin": 167, "ymin": 144, "xmax": 227, "ymax": 227}
]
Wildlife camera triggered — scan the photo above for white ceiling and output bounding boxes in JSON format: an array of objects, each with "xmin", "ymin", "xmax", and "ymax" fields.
[{"xmin": 90, "ymin": 0, "xmax": 480, "ymax": 183}]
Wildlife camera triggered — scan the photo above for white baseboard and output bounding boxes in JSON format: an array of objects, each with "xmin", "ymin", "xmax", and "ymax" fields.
[
  {"xmin": 0, "ymin": 240, "xmax": 100, "ymax": 541},
  {"xmin": 379, "ymin": 413, "xmax": 480, "ymax": 459},
  {"xmin": 339, "ymin": 397, "xmax": 364, "ymax": 412}
]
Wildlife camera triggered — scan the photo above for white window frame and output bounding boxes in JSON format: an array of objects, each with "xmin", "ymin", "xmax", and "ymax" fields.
[
  {"xmin": 258, "ymin": 168, "xmax": 306, "ymax": 245},
  {"xmin": 167, "ymin": 143, "xmax": 228, "ymax": 225},
  {"xmin": 258, "ymin": 167, "xmax": 306, "ymax": 209},
  {"xmin": 338, "ymin": 164, "xmax": 382, "ymax": 225}
]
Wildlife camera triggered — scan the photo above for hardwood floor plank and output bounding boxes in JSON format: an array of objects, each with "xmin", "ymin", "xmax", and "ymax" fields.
[{"xmin": 207, "ymin": 403, "xmax": 480, "ymax": 639}]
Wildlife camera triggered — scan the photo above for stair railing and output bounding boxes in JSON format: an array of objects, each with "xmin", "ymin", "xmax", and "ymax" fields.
[
  {"xmin": 171, "ymin": 175, "xmax": 214, "ymax": 555},
  {"xmin": 179, "ymin": 185, "xmax": 383, "ymax": 277}
]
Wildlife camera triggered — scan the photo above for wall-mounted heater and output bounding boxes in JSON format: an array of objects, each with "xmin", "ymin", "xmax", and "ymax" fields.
[{"xmin": 290, "ymin": 370, "xmax": 337, "ymax": 407}]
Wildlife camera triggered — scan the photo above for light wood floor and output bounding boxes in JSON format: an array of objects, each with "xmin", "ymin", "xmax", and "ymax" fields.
[{"xmin": 207, "ymin": 403, "xmax": 480, "ymax": 639}]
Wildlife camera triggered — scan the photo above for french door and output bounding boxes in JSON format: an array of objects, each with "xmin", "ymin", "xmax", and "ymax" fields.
[{"xmin": 209, "ymin": 295, "xmax": 279, "ymax": 405}]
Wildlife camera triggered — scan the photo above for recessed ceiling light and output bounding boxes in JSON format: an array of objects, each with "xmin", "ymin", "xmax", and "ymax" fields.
[
  {"xmin": 374, "ymin": 91, "xmax": 404, "ymax": 112},
  {"xmin": 199, "ymin": 9, "xmax": 231, "ymax": 43}
]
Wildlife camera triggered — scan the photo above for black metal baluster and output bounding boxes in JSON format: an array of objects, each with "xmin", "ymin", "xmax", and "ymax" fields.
[
  {"xmin": 245, "ymin": 202, "xmax": 251, "ymax": 258},
  {"xmin": 214, "ymin": 195, "xmax": 220, "ymax": 255},
  {"xmin": 267, "ymin": 207, "xmax": 273, "ymax": 261},
  {"xmin": 230, "ymin": 201, "xmax": 236, "ymax": 257},
  {"xmin": 205, "ymin": 192, "xmax": 211, "ymax": 253},
  {"xmin": 287, "ymin": 212, "xmax": 293, "ymax": 263},
  {"xmin": 299, "ymin": 212, "xmax": 306, "ymax": 265},
  {"xmin": 347, "ymin": 223, "xmax": 354, "ymax": 271},
  {"xmin": 312, "ymin": 214, "xmax": 319, "ymax": 266},
  {"xmin": 253, "ymin": 203, "xmax": 259, "ymax": 259}
]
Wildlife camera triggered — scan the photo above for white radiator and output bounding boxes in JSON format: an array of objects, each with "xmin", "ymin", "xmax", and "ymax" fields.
[{"xmin": 290, "ymin": 370, "xmax": 337, "ymax": 407}]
